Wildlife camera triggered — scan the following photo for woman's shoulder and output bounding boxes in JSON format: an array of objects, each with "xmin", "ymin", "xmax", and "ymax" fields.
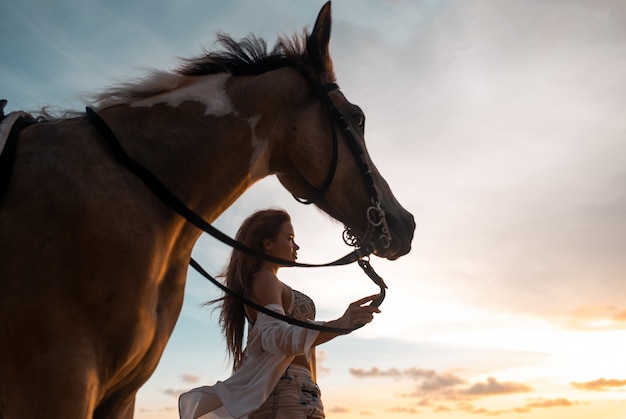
[{"xmin": 251, "ymin": 271, "xmax": 290, "ymax": 308}]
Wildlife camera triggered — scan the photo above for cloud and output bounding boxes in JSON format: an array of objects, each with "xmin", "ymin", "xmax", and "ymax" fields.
[
  {"xmin": 350, "ymin": 366, "xmax": 531, "ymax": 401},
  {"xmin": 328, "ymin": 405, "xmax": 351, "ymax": 413},
  {"xmin": 346, "ymin": 0, "xmax": 626, "ymax": 320},
  {"xmin": 349, "ymin": 366, "xmax": 403, "ymax": 378},
  {"xmin": 459, "ymin": 377, "xmax": 532, "ymax": 396},
  {"xmin": 347, "ymin": 365, "xmax": 579, "ymax": 416},
  {"xmin": 316, "ymin": 349, "xmax": 331, "ymax": 377},
  {"xmin": 349, "ymin": 367, "xmax": 467, "ymax": 395},
  {"xmin": 419, "ymin": 372, "xmax": 465, "ymax": 393},
  {"xmin": 387, "ymin": 406, "xmax": 420, "ymax": 414},
  {"xmin": 180, "ymin": 373, "xmax": 202, "ymax": 383},
  {"xmin": 525, "ymin": 398, "xmax": 573, "ymax": 408},
  {"xmin": 458, "ymin": 404, "xmax": 509, "ymax": 416},
  {"xmin": 455, "ymin": 398, "xmax": 574, "ymax": 416},
  {"xmin": 162, "ymin": 388, "xmax": 188, "ymax": 398},
  {"xmin": 572, "ymin": 378, "xmax": 626, "ymax": 391},
  {"xmin": 434, "ymin": 405, "xmax": 451, "ymax": 412},
  {"xmin": 558, "ymin": 305, "xmax": 626, "ymax": 330},
  {"xmin": 607, "ymin": 307, "xmax": 626, "ymax": 323}
]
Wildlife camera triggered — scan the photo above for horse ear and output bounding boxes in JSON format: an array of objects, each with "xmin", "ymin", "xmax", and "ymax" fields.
[{"xmin": 308, "ymin": 1, "xmax": 334, "ymax": 80}]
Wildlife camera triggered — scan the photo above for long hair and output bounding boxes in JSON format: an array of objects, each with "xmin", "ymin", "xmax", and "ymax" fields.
[{"xmin": 211, "ymin": 209, "xmax": 291, "ymax": 370}]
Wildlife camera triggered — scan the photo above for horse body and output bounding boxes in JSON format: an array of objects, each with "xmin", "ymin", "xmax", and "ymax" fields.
[
  {"xmin": 0, "ymin": 4, "xmax": 414, "ymax": 418},
  {"xmin": 1, "ymin": 115, "xmax": 190, "ymax": 418}
]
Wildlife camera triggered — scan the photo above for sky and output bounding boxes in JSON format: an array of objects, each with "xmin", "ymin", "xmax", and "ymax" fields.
[{"xmin": 2, "ymin": 0, "xmax": 626, "ymax": 418}]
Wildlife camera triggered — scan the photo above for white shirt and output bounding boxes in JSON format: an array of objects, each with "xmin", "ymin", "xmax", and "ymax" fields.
[{"xmin": 178, "ymin": 303, "xmax": 321, "ymax": 419}]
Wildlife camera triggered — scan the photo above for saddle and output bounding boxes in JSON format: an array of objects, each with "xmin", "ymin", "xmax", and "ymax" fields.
[{"xmin": 0, "ymin": 99, "xmax": 36, "ymax": 203}]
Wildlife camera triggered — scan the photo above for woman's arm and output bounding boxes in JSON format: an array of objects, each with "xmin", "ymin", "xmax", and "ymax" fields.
[
  {"xmin": 252, "ymin": 273, "xmax": 381, "ymax": 353},
  {"xmin": 314, "ymin": 294, "xmax": 382, "ymax": 345}
]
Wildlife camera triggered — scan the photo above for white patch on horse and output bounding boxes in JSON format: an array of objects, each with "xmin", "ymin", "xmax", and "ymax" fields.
[
  {"xmin": 130, "ymin": 74, "xmax": 234, "ymax": 116},
  {"xmin": 248, "ymin": 115, "xmax": 270, "ymax": 181}
]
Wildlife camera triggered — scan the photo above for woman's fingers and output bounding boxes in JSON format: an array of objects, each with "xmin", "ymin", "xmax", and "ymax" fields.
[
  {"xmin": 350, "ymin": 294, "xmax": 384, "ymax": 308},
  {"xmin": 339, "ymin": 294, "xmax": 384, "ymax": 329},
  {"xmin": 353, "ymin": 311, "xmax": 376, "ymax": 328},
  {"xmin": 349, "ymin": 300, "xmax": 381, "ymax": 325}
]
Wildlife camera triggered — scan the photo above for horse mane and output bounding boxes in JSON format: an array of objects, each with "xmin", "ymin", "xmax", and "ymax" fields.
[{"xmin": 92, "ymin": 30, "xmax": 335, "ymax": 109}]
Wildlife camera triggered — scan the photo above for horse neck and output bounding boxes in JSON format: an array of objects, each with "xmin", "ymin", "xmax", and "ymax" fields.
[{"xmin": 97, "ymin": 86, "xmax": 268, "ymax": 224}]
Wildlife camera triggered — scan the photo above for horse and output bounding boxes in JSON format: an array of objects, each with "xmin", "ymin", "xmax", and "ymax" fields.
[{"xmin": 0, "ymin": 2, "xmax": 414, "ymax": 418}]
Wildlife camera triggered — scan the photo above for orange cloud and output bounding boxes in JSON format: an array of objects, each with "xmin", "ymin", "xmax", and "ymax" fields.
[
  {"xmin": 572, "ymin": 378, "xmax": 626, "ymax": 391},
  {"xmin": 454, "ymin": 398, "xmax": 573, "ymax": 416},
  {"xmin": 525, "ymin": 398, "xmax": 573, "ymax": 408},
  {"xmin": 349, "ymin": 366, "xmax": 403, "ymax": 378},
  {"xmin": 420, "ymin": 371, "xmax": 465, "ymax": 392},
  {"xmin": 614, "ymin": 309, "xmax": 626, "ymax": 321},
  {"xmin": 329, "ymin": 405, "xmax": 351, "ymax": 413},
  {"xmin": 350, "ymin": 366, "xmax": 532, "ymax": 402},
  {"xmin": 456, "ymin": 402, "xmax": 509, "ymax": 416},
  {"xmin": 349, "ymin": 366, "xmax": 465, "ymax": 391},
  {"xmin": 387, "ymin": 406, "xmax": 420, "ymax": 414},
  {"xmin": 180, "ymin": 373, "xmax": 201, "ymax": 383},
  {"xmin": 162, "ymin": 388, "xmax": 188, "ymax": 397},
  {"xmin": 353, "ymin": 366, "xmax": 575, "ymax": 417},
  {"xmin": 459, "ymin": 377, "xmax": 532, "ymax": 396},
  {"xmin": 560, "ymin": 305, "xmax": 626, "ymax": 330}
]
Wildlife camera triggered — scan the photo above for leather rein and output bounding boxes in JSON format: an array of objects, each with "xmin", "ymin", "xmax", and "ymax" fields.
[{"xmin": 84, "ymin": 79, "xmax": 389, "ymax": 334}]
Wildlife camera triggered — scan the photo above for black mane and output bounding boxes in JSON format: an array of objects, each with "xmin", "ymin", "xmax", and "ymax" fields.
[
  {"xmin": 92, "ymin": 29, "xmax": 334, "ymax": 109},
  {"xmin": 177, "ymin": 31, "xmax": 333, "ymax": 84}
]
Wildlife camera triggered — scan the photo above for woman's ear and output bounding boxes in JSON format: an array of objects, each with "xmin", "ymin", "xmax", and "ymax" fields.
[{"xmin": 262, "ymin": 238, "xmax": 272, "ymax": 252}]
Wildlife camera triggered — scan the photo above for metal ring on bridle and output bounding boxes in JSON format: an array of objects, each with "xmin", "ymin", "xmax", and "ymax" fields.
[{"xmin": 366, "ymin": 198, "xmax": 391, "ymax": 250}]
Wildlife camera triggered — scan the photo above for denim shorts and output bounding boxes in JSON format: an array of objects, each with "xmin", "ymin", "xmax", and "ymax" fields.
[{"xmin": 250, "ymin": 364, "xmax": 325, "ymax": 419}]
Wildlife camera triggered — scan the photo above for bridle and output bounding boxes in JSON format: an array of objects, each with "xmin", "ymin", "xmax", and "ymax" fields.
[
  {"xmin": 83, "ymin": 75, "xmax": 391, "ymax": 333},
  {"xmin": 293, "ymin": 81, "xmax": 392, "ymax": 255},
  {"xmin": 289, "ymin": 80, "xmax": 393, "ymax": 308}
]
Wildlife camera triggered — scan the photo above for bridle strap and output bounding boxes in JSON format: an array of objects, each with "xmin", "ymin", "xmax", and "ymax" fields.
[
  {"xmin": 318, "ymin": 84, "xmax": 380, "ymax": 204},
  {"xmin": 85, "ymin": 106, "xmax": 372, "ymax": 268}
]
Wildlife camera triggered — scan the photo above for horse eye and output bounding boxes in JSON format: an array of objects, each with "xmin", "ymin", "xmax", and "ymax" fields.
[
  {"xmin": 355, "ymin": 112, "xmax": 365, "ymax": 129},
  {"xmin": 348, "ymin": 104, "xmax": 365, "ymax": 130}
]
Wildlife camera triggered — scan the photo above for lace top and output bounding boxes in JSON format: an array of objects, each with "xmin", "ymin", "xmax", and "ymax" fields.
[{"xmin": 287, "ymin": 288, "xmax": 316, "ymax": 322}]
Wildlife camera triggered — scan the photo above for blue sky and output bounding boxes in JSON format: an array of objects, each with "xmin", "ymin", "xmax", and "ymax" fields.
[{"xmin": 2, "ymin": 1, "xmax": 626, "ymax": 418}]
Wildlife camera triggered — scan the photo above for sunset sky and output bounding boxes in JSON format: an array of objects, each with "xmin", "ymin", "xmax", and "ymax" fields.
[{"xmin": 2, "ymin": 0, "xmax": 626, "ymax": 418}]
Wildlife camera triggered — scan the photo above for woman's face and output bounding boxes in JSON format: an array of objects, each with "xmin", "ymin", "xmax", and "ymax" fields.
[{"xmin": 265, "ymin": 221, "xmax": 300, "ymax": 262}]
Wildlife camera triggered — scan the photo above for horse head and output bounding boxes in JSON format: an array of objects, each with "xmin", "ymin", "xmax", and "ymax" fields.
[{"xmin": 274, "ymin": 2, "xmax": 415, "ymax": 260}]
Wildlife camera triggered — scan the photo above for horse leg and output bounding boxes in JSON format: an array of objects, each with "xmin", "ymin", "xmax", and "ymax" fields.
[
  {"xmin": 1, "ymin": 346, "xmax": 101, "ymax": 419},
  {"xmin": 93, "ymin": 392, "xmax": 136, "ymax": 419},
  {"xmin": 92, "ymin": 264, "xmax": 189, "ymax": 419}
]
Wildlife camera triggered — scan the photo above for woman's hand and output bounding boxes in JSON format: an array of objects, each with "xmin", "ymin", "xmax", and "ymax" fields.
[
  {"xmin": 335, "ymin": 294, "xmax": 382, "ymax": 330},
  {"xmin": 313, "ymin": 294, "xmax": 382, "ymax": 345}
]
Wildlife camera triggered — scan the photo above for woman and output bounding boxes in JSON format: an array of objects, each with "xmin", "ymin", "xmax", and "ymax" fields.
[{"xmin": 179, "ymin": 209, "xmax": 381, "ymax": 419}]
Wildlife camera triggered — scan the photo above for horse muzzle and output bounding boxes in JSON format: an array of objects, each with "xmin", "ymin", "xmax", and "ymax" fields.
[{"xmin": 374, "ymin": 209, "xmax": 415, "ymax": 260}]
